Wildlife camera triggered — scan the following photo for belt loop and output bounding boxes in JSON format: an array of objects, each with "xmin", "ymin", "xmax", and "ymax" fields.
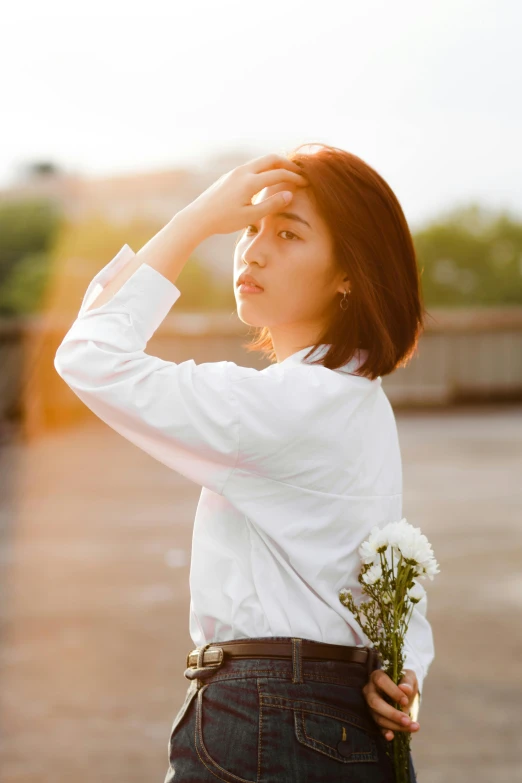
[
  {"xmin": 197, "ymin": 644, "xmax": 209, "ymax": 669},
  {"xmin": 366, "ymin": 646, "xmax": 377, "ymax": 679},
  {"xmin": 291, "ymin": 638, "xmax": 304, "ymax": 684}
]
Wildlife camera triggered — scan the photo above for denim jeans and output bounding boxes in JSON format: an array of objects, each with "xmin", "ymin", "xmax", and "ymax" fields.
[{"xmin": 164, "ymin": 636, "xmax": 418, "ymax": 782}]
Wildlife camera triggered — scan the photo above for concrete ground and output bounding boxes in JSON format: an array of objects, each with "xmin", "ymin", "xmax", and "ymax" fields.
[{"xmin": 0, "ymin": 403, "xmax": 520, "ymax": 782}]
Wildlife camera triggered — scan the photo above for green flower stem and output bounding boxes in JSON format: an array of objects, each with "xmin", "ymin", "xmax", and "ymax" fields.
[{"xmin": 340, "ymin": 548, "xmax": 417, "ymax": 781}]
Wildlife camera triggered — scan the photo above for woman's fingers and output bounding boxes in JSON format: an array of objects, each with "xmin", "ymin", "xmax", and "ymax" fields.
[
  {"xmin": 185, "ymin": 151, "xmax": 309, "ymax": 237},
  {"xmin": 244, "ymin": 152, "xmax": 305, "ymax": 177},
  {"xmin": 372, "ymin": 710, "xmax": 420, "ymax": 732},
  {"xmin": 252, "ymin": 167, "xmax": 309, "ymax": 193},
  {"xmin": 373, "ymin": 669, "xmax": 414, "ymax": 706},
  {"xmin": 363, "ymin": 670, "xmax": 420, "ymax": 739}
]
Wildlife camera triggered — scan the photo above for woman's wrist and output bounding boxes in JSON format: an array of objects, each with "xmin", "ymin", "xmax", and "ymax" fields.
[
  {"xmin": 172, "ymin": 203, "xmax": 213, "ymax": 246},
  {"xmin": 124, "ymin": 207, "xmax": 208, "ymax": 289}
]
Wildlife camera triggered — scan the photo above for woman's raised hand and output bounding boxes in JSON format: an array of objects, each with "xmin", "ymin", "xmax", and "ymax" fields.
[
  {"xmin": 183, "ymin": 153, "xmax": 309, "ymax": 237},
  {"xmin": 362, "ymin": 668, "xmax": 420, "ymax": 742}
]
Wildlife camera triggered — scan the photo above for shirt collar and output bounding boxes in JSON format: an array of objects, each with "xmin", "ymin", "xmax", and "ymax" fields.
[{"xmin": 279, "ymin": 343, "xmax": 369, "ymax": 375}]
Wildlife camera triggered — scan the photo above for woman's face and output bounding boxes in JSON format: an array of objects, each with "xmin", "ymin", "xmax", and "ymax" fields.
[{"xmin": 233, "ymin": 182, "xmax": 350, "ymax": 361}]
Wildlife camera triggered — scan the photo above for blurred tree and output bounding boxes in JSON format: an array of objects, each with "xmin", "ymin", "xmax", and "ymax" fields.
[
  {"xmin": 0, "ymin": 251, "xmax": 51, "ymax": 316},
  {"xmin": 414, "ymin": 202, "xmax": 522, "ymax": 306},
  {"xmin": 0, "ymin": 198, "xmax": 63, "ymax": 316}
]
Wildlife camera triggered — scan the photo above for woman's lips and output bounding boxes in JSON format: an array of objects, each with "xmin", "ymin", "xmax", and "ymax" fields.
[{"xmin": 238, "ymin": 283, "xmax": 264, "ymax": 294}]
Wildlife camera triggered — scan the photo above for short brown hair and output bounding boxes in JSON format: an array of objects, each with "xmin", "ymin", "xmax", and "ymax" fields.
[{"xmin": 238, "ymin": 143, "xmax": 427, "ymax": 380}]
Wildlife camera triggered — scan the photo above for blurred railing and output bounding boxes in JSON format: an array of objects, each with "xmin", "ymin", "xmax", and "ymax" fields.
[{"xmin": 1, "ymin": 307, "xmax": 522, "ymax": 443}]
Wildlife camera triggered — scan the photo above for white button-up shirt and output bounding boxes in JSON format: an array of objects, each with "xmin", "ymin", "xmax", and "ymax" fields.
[{"xmin": 54, "ymin": 244, "xmax": 435, "ymax": 699}]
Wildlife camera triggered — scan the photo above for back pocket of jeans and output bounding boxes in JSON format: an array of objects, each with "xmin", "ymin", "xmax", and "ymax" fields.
[
  {"xmin": 194, "ymin": 679, "xmax": 259, "ymax": 783},
  {"xmin": 294, "ymin": 702, "xmax": 379, "ymax": 764}
]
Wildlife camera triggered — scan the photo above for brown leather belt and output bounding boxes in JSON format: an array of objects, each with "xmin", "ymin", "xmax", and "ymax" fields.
[{"xmin": 186, "ymin": 639, "xmax": 379, "ymax": 679}]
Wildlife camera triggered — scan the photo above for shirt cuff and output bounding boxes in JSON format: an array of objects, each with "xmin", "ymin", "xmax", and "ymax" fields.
[{"xmin": 77, "ymin": 244, "xmax": 181, "ymax": 344}]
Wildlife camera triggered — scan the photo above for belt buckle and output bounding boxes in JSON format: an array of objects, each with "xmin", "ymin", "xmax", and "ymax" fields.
[{"xmin": 186, "ymin": 643, "xmax": 225, "ymax": 671}]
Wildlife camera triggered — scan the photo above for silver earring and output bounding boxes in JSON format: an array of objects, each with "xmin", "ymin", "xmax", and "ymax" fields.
[{"xmin": 340, "ymin": 287, "xmax": 351, "ymax": 311}]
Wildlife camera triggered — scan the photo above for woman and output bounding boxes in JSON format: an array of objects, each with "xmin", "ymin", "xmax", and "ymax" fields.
[{"xmin": 54, "ymin": 145, "xmax": 434, "ymax": 781}]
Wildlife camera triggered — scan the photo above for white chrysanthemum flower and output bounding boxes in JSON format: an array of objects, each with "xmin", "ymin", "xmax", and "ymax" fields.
[
  {"xmin": 362, "ymin": 562, "xmax": 383, "ymax": 585},
  {"xmin": 357, "ymin": 517, "xmax": 440, "ymax": 584},
  {"xmin": 399, "ymin": 535, "xmax": 434, "ymax": 566},
  {"xmin": 359, "ymin": 526, "xmax": 389, "ymax": 564},
  {"xmin": 378, "ymin": 518, "xmax": 436, "ymax": 570},
  {"xmin": 364, "ymin": 518, "xmax": 418, "ymax": 566},
  {"xmin": 358, "ymin": 540, "xmax": 379, "ymax": 565},
  {"xmin": 421, "ymin": 557, "xmax": 441, "ymax": 581},
  {"xmin": 407, "ymin": 581, "xmax": 425, "ymax": 603},
  {"xmin": 383, "ymin": 518, "xmax": 413, "ymax": 548}
]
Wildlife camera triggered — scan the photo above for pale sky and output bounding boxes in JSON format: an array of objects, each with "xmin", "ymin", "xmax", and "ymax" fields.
[{"xmin": 3, "ymin": 0, "xmax": 521, "ymax": 229}]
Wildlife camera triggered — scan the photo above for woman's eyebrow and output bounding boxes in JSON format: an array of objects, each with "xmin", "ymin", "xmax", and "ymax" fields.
[{"xmin": 273, "ymin": 211, "xmax": 312, "ymax": 230}]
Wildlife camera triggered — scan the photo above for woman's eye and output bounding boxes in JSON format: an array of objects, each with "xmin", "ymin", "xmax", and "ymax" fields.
[{"xmin": 244, "ymin": 226, "xmax": 298, "ymax": 240}]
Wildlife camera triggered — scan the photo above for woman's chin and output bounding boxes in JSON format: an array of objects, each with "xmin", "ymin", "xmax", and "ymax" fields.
[
  {"xmin": 236, "ymin": 313, "xmax": 266, "ymax": 328},
  {"xmin": 234, "ymin": 305, "xmax": 266, "ymax": 328}
]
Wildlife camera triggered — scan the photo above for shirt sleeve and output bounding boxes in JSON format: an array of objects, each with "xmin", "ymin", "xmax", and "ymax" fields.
[
  {"xmin": 402, "ymin": 580, "xmax": 435, "ymax": 708},
  {"xmin": 53, "ymin": 244, "xmax": 241, "ymax": 495}
]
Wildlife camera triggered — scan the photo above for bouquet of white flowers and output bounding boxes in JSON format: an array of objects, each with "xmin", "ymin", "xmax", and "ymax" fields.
[{"xmin": 339, "ymin": 517, "xmax": 439, "ymax": 783}]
